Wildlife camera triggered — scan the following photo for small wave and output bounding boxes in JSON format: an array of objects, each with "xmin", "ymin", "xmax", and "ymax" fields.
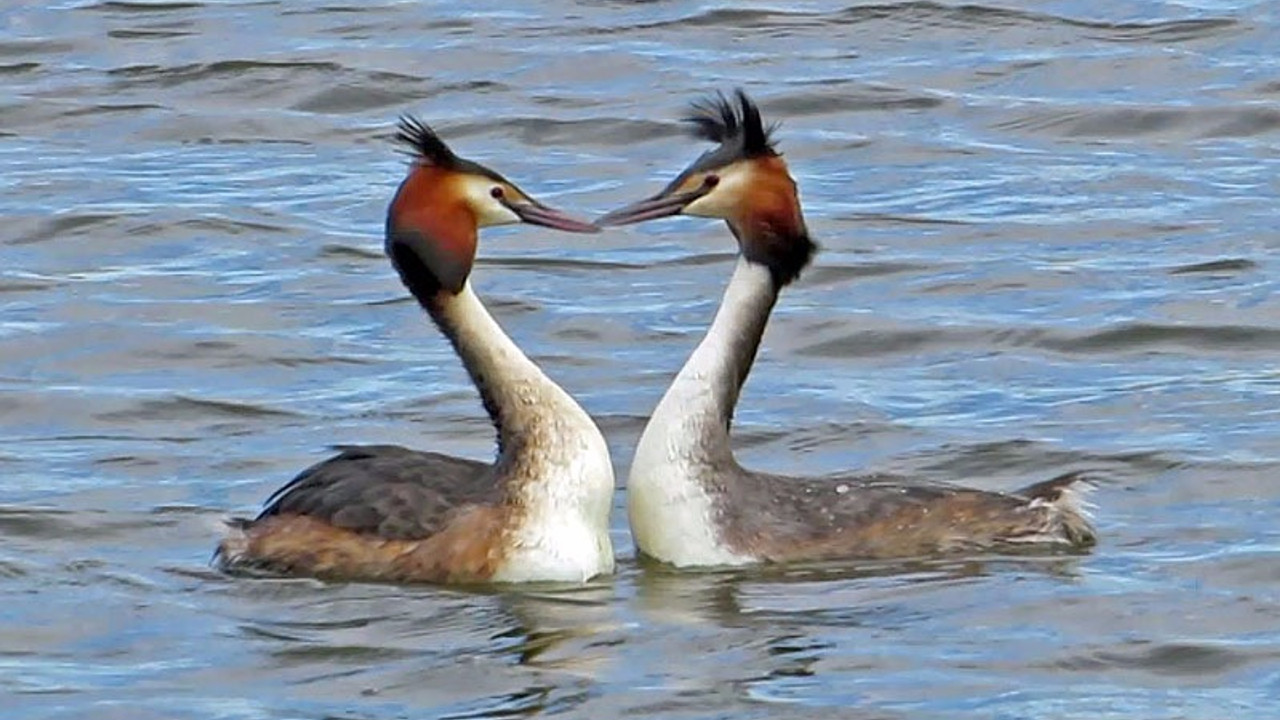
[
  {"xmin": 804, "ymin": 262, "xmax": 931, "ymax": 288},
  {"xmin": 0, "ymin": 276, "xmax": 60, "ymax": 293},
  {"xmin": 0, "ymin": 40, "xmax": 74, "ymax": 58},
  {"xmin": 83, "ymin": 1, "xmax": 204, "ymax": 10},
  {"xmin": 449, "ymin": 117, "xmax": 674, "ymax": 147},
  {"xmin": 653, "ymin": 252, "xmax": 737, "ymax": 268},
  {"xmin": 269, "ymin": 643, "xmax": 420, "ymax": 665},
  {"xmin": 134, "ymin": 115, "xmax": 322, "ymax": 145},
  {"xmin": 108, "ymin": 60, "xmax": 346, "ymax": 90},
  {"xmin": 107, "ymin": 29, "xmax": 195, "ymax": 39},
  {"xmin": 127, "ymin": 215, "xmax": 290, "ymax": 238},
  {"xmin": 629, "ymin": 7, "xmax": 814, "ymax": 32},
  {"xmin": 0, "ymin": 62, "xmax": 40, "ymax": 74},
  {"xmin": 796, "ymin": 322, "xmax": 1280, "ymax": 359},
  {"xmin": 912, "ymin": 439, "xmax": 1181, "ymax": 482},
  {"xmin": 62, "ymin": 102, "xmax": 165, "ymax": 117},
  {"xmin": 548, "ymin": 317, "xmax": 645, "ymax": 345},
  {"xmin": 477, "ymin": 296, "xmax": 542, "ymax": 315},
  {"xmin": 768, "ymin": 88, "xmax": 945, "ymax": 116},
  {"xmin": 279, "ymin": 5, "xmax": 389, "ymax": 17},
  {"xmin": 836, "ymin": 2, "xmax": 1046, "ymax": 30},
  {"xmin": 1049, "ymin": 640, "xmax": 1254, "ymax": 676},
  {"xmin": 0, "ymin": 505, "xmax": 175, "ymax": 542},
  {"xmin": 1169, "ymin": 258, "xmax": 1257, "ymax": 275},
  {"xmin": 93, "ymin": 395, "xmax": 299, "ymax": 423},
  {"xmin": 647, "ymin": 2, "xmax": 1238, "ymax": 47},
  {"xmin": 1041, "ymin": 323, "xmax": 1280, "ymax": 354},
  {"xmin": 10, "ymin": 213, "xmax": 130, "ymax": 245},
  {"xmin": 835, "ymin": 2, "xmax": 1236, "ymax": 44},
  {"xmin": 481, "ymin": 256, "xmax": 643, "ymax": 272},
  {"xmin": 841, "ymin": 212, "xmax": 968, "ymax": 227},
  {"xmin": 320, "ymin": 243, "xmax": 382, "ymax": 260},
  {"xmin": 326, "ymin": 80, "xmax": 509, "ymax": 116},
  {"xmin": 798, "ymin": 327, "xmax": 970, "ymax": 358},
  {"xmin": 292, "ymin": 85, "xmax": 420, "ymax": 114},
  {"xmin": 995, "ymin": 105, "xmax": 1280, "ymax": 141},
  {"xmin": 92, "ymin": 454, "xmax": 161, "ymax": 468},
  {"xmin": 1083, "ymin": 17, "xmax": 1239, "ymax": 44},
  {"xmin": 148, "ymin": 340, "xmax": 375, "ymax": 370}
]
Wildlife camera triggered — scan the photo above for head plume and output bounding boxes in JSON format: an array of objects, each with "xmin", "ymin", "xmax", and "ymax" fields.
[
  {"xmin": 594, "ymin": 89, "xmax": 813, "ymax": 288},
  {"xmin": 394, "ymin": 115, "xmax": 461, "ymax": 168},
  {"xmin": 684, "ymin": 90, "xmax": 813, "ymax": 287},
  {"xmin": 683, "ymin": 89, "xmax": 778, "ymax": 159}
]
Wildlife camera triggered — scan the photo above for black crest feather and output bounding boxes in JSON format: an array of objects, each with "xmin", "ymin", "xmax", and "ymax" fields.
[
  {"xmin": 394, "ymin": 115, "xmax": 459, "ymax": 167},
  {"xmin": 683, "ymin": 89, "xmax": 777, "ymax": 159}
]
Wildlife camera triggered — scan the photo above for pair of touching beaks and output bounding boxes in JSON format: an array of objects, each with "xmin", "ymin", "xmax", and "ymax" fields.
[
  {"xmin": 391, "ymin": 89, "xmax": 793, "ymax": 238},
  {"xmin": 483, "ymin": 183, "xmax": 725, "ymax": 236}
]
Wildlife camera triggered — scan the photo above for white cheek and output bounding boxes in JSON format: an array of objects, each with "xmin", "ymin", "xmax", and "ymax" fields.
[
  {"xmin": 683, "ymin": 167, "xmax": 750, "ymax": 219},
  {"xmin": 684, "ymin": 192, "xmax": 732, "ymax": 218},
  {"xmin": 477, "ymin": 202, "xmax": 520, "ymax": 227},
  {"xmin": 459, "ymin": 176, "xmax": 521, "ymax": 227}
]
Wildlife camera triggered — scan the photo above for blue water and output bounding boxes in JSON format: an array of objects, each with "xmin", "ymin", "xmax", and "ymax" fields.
[{"xmin": 3, "ymin": 1, "xmax": 1280, "ymax": 718}]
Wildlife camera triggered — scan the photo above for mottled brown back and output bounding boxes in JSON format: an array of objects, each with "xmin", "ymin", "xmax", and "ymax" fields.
[
  {"xmin": 710, "ymin": 466, "xmax": 1096, "ymax": 562},
  {"xmin": 253, "ymin": 444, "xmax": 499, "ymax": 539}
]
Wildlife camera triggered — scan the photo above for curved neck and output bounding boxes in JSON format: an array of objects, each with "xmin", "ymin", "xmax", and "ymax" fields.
[
  {"xmin": 427, "ymin": 282, "xmax": 589, "ymax": 462},
  {"xmin": 646, "ymin": 257, "xmax": 779, "ymax": 466}
]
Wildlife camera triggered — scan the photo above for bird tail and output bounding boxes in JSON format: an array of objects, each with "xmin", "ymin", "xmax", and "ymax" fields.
[
  {"xmin": 1017, "ymin": 471, "xmax": 1098, "ymax": 548},
  {"xmin": 211, "ymin": 517, "xmax": 253, "ymax": 567}
]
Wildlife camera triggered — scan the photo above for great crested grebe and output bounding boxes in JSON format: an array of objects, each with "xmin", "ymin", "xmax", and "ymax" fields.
[
  {"xmin": 598, "ymin": 90, "xmax": 1097, "ymax": 568},
  {"xmin": 217, "ymin": 116, "xmax": 615, "ymax": 584}
]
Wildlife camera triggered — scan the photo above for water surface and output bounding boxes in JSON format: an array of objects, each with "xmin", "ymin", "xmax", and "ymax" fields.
[{"xmin": 3, "ymin": 1, "xmax": 1280, "ymax": 718}]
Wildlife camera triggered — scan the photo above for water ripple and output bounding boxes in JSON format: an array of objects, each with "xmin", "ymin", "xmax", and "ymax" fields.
[{"xmin": 2, "ymin": 1, "xmax": 1279, "ymax": 718}]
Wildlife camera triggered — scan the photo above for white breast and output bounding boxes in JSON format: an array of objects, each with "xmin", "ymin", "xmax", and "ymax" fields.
[
  {"xmin": 626, "ymin": 260, "xmax": 776, "ymax": 568},
  {"xmin": 494, "ymin": 417, "xmax": 617, "ymax": 583},
  {"xmin": 627, "ymin": 398, "xmax": 755, "ymax": 568}
]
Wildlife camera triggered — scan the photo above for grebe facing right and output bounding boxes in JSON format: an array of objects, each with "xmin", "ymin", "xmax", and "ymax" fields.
[
  {"xmin": 217, "ymin": 116, "xmax": 614, "ymax": 585},
  {"xmin": 598, "ymin": 90, "xmax": 1097, "ymax": 569}
]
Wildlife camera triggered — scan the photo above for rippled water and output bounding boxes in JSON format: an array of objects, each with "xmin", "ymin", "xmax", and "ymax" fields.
[{"xmin": 4, "ymin": 1, "xmax": 1280, "ymax": 717}]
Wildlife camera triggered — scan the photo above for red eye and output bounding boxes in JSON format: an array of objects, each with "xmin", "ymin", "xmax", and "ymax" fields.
[
  {"xmin": 704, "ymin": 174, "xmax": 720, "ymax": 188},
  {"xmin": 490, "ymin": 186, "xmax": 505, "ymax": 199}
]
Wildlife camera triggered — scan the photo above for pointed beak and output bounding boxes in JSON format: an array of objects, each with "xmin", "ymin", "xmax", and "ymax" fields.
[
  {"xmin": 595, "ymin": 188, "xmax": 707, "ymax": 227},
  {"xmin": 503, "ymin": 199, "xmax": 599, "ymax": 234}
]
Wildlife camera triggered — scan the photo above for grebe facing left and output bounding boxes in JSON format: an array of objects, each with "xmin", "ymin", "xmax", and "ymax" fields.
[
  {"xmin": 599, "ymin": 90, "xmax": 1097, "ymax": 569},
  {"xmin": 217, "ymin": 116, "xmax": 615, "ymax": 585}
]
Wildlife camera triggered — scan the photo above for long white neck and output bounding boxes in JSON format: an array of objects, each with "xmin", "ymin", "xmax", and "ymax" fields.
[
  {"xmin": 429, "ymin": 282, "xmax": 615, "ymax": 578},
  {"xmin": 432, "ymin": 284, "xmax": 586, "ymax": 457},
  {"xmin": 627, "ymin": 258, "xmax": 778, "ymax": 566}
]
